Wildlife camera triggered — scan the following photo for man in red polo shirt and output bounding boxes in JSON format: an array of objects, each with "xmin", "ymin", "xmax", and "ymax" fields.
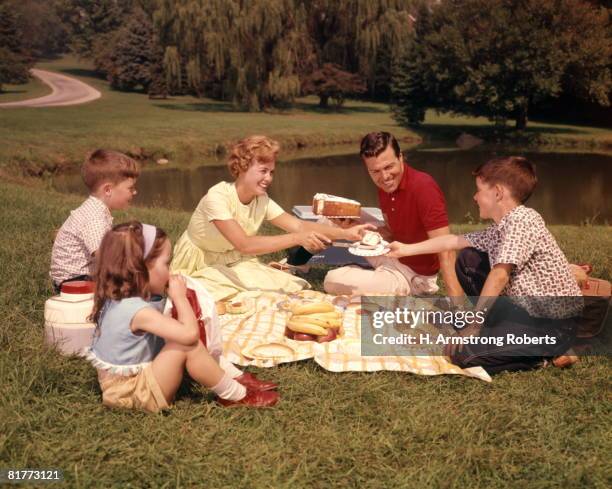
[{"xmin": 324, "ymin": 131, "xmax": 463, "ymax": 297}]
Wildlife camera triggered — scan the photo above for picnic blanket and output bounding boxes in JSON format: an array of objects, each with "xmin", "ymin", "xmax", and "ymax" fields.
[{"xmin": 218, "ymin": 290, "xmax": 492, "ymax": 382}]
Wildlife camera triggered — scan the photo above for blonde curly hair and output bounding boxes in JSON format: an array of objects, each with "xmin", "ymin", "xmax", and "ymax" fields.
[{"xmin": 227, "ymin": 135, "xmax": 280, "ymax": 179}]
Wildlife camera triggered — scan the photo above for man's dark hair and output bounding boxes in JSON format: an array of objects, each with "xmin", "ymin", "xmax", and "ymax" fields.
[{"xmin": 360, "ymin": 132, "xmax": 401, "ymax": 159}]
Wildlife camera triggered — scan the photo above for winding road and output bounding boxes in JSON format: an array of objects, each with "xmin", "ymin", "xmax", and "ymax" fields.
[{"xmin": 0, "ymin": 69, "xmax": 101, "ymax": 108}]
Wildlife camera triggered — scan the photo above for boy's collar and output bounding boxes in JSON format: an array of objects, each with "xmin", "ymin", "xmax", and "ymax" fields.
[
  {"xmin": 497, "ymin": 204, "xmax": 523, "ymax": 226},
  {"xmin": 89, "ymin": 194, "xmax": 112, "ymax": 213}
]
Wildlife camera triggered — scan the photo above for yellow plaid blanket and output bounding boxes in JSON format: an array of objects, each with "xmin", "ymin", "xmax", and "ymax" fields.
[{"xmin": 219, "ymin": 291, "xmax": 491, "ymax": 382}]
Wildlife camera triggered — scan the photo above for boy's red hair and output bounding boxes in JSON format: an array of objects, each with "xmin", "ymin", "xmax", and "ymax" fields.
[{"xmin": 473, "ymin": 156, "xmax": 537, "ymax": 203}]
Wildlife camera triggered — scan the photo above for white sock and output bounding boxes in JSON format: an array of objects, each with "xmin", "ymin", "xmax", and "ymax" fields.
[
  {"xmin": 219, "ymin": 356, "xmax": 244, "ymax": 379},
  {"xmin": 211, "ymin": 373, "xmax": 246, "ymax": 401}
]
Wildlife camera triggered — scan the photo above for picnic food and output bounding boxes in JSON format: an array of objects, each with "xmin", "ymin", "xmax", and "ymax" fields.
[
  {"xmin": 215, "ymin": 301, "xmax": 227, "ymax": 315},
  {"xmin": 285, "ymin": 301, "xmax": 343, "ymax": 342},
  {"xmin": 361, "ymin": 231, "xmax": 382, "ymax": 247},
  {"xmin": 294, "ymin": 333, "xmax": 317, "ymax": 342},
  {"xmin": 312, "ymin": 193, "xmax": 361, "ymax": 217},
  {"xmin": 291, "ymin": 302, "xmax": 335, "ymax": 315},
  {"xmin": 226, "ymin": 299, "xmax": 249, "ymax": 314},
  {"xmin": 316, "ymin": 328, "xmax": 337, "ymax": 343}
]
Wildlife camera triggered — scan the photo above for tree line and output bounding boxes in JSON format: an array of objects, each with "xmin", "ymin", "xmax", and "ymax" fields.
[{"xmin": 1, "ymin": 0, "xmax": 610, "ymax": 129}]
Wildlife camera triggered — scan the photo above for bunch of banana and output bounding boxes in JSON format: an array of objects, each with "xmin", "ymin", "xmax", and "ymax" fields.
[{"xmin": 286, "ymin": 302, "xmax": 343, "ymax": 342}]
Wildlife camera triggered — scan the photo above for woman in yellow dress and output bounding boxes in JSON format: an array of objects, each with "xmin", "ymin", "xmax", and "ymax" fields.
[{"xmin": 171, "ymin": 135, "xmax": 373, "ymax": 300}]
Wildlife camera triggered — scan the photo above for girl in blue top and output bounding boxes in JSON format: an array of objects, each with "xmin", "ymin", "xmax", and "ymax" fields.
[{"xmin": 86, "ymin": 221, "xmax": 279, "ymax": 412}]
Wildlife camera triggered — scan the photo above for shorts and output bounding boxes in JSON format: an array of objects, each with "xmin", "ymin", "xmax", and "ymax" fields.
[{"xmin": 97, "ymin": 364, "xmax": 169, "ymax": 414}]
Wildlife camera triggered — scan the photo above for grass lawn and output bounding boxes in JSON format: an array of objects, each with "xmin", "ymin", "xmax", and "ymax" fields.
[
  {"xmin": 0, "ymin": 56, "xmax": 610, "ymax": 178},
  {"xmin": 0, "ymin": 75, "xmax": 52, "ymax": 104},
  {"xmin": 1, "ymin": 180, "xmax": 610, "ymax": 487}
]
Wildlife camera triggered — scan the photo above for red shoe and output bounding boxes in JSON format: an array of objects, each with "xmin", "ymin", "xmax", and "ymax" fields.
[
  {"xmin": 218, "ymin": 389, "xmax": 279, "ymax": 408},
  {"xmin": 235, "ymin": 372, "xmax": 278, "ymax": 392}
]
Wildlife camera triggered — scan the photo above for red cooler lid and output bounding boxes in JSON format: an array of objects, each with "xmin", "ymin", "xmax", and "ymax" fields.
[{"xmin": 61, "ymin": 281, "xmax": 95, "ymax": 294}]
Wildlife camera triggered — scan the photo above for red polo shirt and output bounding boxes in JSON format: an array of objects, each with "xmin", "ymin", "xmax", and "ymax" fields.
[{"xmin": 378, "ymin": 164, "xmax": 449, "ymax": 276}]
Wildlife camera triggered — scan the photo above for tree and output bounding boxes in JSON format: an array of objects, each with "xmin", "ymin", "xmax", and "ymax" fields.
[
  {"xmin": 0, "ymin": 3, "xmax": 31, "ymax": 91},
  {"xmin": 56, "ymin": 0, "xmax": 133, "ymax": 58},
  {"xmin": 391, "ymin": 0, "xmax": 612, "ymax": 129},
  {"xmin": 155, "ymin": 0, "xmax": 314, "ymax": 111},
  {"xmin": 93, "ymin": 8, "xmax": 165, "ymax": 93},
  {"xmin": 9, "ymin": 0, "xmax": 69, "ymax": 57},
  {"xmin": 302, "ymin": 63, "xmax": 366, "ymax": 109},
  {"xmin": 307, "ymin": 0, "xmax": 416, "ymax": 98}
]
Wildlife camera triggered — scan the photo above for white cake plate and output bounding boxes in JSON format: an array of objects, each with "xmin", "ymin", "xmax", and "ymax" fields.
[{"xmin": 348, "ymin": 241, "xmax": 390, "ymax": 257}]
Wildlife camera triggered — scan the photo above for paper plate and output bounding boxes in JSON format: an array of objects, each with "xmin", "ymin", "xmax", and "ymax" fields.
[
  {"xmin": 242, "ymin": 342, "xmax": 295, "ymax": 360},
  {"xmin": 348, "ymin": 240, "xmax": 390, "ymax": 257}
]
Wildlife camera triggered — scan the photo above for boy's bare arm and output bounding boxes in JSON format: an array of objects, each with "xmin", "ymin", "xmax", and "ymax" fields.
[
  {"xmin": 386, "ymin": 234, "xmax": 470, "ymax": 257},
  {"xmin": 426, "ymin": 227, "xmax": 464, "ymax": 299}
]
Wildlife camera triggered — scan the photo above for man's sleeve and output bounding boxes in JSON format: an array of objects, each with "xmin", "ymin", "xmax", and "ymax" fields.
[{"xmin": 416, "ymin": 178, "xmax": 449, "ymax": 231}]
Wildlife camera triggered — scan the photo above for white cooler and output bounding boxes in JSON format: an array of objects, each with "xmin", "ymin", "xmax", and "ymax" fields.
[{"xmin": 44, "ymin": 281, "xmax": 96, "ymax": 355}]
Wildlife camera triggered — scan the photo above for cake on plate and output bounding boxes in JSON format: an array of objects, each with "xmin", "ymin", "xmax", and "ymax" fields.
[
  {"xmin": 361, "ymin": 231, "xmax": 382, "ymax": 247},
  {"xmin": 312, "ymin": 193, "xmax": 361, "ymax": 217}
]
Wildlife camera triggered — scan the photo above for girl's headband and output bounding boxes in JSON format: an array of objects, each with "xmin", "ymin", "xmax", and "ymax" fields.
[{"xmin": 141, "ymin": 223, "xmax": 157, "ymax": 259}]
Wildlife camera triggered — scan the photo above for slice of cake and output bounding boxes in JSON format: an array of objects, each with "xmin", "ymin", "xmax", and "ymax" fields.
[
  {"xmin": 312, "ymin": 193, "xmax": 361, "ymax": 217},
  {"xmin": 361, "ymin": 231, "xmax": 382, "ymax": 247}
]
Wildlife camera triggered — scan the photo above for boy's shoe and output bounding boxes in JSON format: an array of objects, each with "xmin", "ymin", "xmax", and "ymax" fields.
[
  {"xmin": 218, "ymin": 389, "xmax": 279, "ymax": 408},
  {"xmin": 235, "ymin": 372, "xmax": 278, "ymax": 392},
  {"xmin": 552, "ymin": 349, "xmax": 578, "ymax": 368}
]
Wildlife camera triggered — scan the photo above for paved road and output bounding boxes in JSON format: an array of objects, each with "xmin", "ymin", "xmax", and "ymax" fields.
[{"xmin": 0, "ymin": 69, "xmax": 101, "ymax": 108}]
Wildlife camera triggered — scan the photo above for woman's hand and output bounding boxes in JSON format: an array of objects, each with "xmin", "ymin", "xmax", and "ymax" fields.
[
  {"xmin": 295, "ymin": 230, "xmax": 331, "ymax": 253},
  {"xmin": 385, "ymin": 241, "xmax": 411, "ymax": 258},
  {"xmin": 342, "ymin": 223, "xmax": 377, "ymax": 242},
  {"xmin": 167, "ymin": 274, "xmax": 187, "ymax": 303}
]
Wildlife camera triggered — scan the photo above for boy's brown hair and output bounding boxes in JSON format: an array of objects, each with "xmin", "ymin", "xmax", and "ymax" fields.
[
  {"xmin": 473, "ymin": 156, "xmax": 537, "ymax": 203},
  {"xmin": 81, "ymin": 149, "xmax": 140, "ymax": 191}
]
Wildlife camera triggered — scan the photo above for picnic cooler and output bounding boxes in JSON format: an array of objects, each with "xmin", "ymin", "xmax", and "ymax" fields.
[{"xmin": 44, "ymin": 281, "xmax": 96, "ymax": 355}]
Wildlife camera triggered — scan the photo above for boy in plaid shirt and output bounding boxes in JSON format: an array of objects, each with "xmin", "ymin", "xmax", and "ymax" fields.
[{"xmin": 50, "ymin": 150, "xmax": 140, "ymax": 293}]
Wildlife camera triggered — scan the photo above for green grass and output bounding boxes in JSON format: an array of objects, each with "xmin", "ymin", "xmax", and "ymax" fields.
[
  {"xmin": 1, "ymin": 180, "xmax": 610, "ymax": 487},
  {"xmin": 0, "ymin": 75, "xmax": 52, "ymax": 103},
  {"xmin": 1, "ymin": 56, "xmax": 610, "ymax": 178}
]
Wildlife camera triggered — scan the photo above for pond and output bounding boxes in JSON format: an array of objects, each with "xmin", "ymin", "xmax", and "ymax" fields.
[{"xmin": 52, "ymin": 149, "xmax": 611, "ymax": 225}]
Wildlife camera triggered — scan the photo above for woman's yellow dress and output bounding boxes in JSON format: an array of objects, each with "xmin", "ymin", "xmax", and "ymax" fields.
[{"xmin": 171, "ymin": 181, "xmax": 309, "ymax": 300}]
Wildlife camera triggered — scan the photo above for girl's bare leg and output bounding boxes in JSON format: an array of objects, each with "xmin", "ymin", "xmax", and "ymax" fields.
[{"xmin": 151, "ymin": 340, "xmax": 225, "ymax": 403}]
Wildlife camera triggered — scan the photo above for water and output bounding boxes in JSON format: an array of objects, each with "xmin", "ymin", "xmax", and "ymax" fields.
[{"xmin": 52, "ymin": 149, "xmax": 611, "ymax": 225}]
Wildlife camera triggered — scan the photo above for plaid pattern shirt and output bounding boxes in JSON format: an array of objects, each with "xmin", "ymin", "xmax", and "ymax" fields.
[
  {"xmin": 50, "ymin": 196, "xmax": 113, "ymax": 284},
  {"xmin": 464, "ymin": 206, "xmax": 582, "ymax": 319}
]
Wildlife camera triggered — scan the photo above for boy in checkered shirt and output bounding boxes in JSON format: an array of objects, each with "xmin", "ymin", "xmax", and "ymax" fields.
[{"xmin": 50, "ymin": 150, "xmax": 140, "ymax": 293}]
